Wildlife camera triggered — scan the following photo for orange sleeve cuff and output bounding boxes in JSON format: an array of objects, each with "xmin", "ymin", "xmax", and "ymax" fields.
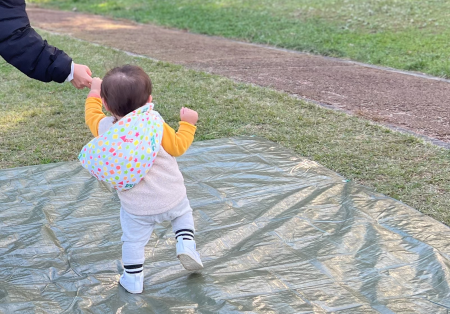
[
  {"xmin": 85, "ymin": 96, "xmax": 106, "ymax": 137},
  {"xmin": 161, "ymin": 121, "xmax": 197, "ymax": 157}
]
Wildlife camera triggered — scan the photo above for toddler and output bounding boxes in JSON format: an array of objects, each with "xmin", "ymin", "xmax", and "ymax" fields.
[{"xmin": 79, "ymin": 65, "xmax": 203, "ymax": 294}]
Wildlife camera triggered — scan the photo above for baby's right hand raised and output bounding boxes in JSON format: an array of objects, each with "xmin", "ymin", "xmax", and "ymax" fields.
[
  {"xmin": 90, "ymin": 77, "xmax": 102, "ymax": 93},
  {"xmin": 180, "ymin": 107, "xmax": 198, "ymax": 125}
]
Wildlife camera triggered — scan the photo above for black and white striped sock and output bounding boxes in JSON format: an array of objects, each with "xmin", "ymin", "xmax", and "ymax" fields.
[
  {"xmin": 124, "ymin": 264, "xmax": 143, "ymax": 274},
  {"xmin": 175, "ymin": 229, "xmax": 194, "ymax": 241}
]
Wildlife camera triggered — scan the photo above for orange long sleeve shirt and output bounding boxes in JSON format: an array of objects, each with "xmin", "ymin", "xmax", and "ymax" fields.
[{"xmin": 85, "ymin": 95, "xmax": 196, "ymax": 157}]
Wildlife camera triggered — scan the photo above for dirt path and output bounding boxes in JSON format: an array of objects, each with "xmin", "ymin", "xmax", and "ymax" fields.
[{"xmin": 28, "ymin": 8, "xmax": 450, "ymax": 145}]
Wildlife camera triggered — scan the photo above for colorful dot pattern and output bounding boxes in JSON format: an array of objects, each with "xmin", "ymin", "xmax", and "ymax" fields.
[{"xmin": 78, "ymin": 103, "xmax": 164, "ymax": 191}]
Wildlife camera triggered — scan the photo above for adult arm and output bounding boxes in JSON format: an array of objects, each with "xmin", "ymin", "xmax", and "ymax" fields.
[{"xmin": 0, "ymin": 0, "xmax": 72, "ymax": 83}]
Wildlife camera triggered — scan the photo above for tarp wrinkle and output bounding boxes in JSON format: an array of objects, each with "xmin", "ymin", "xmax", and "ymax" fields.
[{"xmin": 0, "ymin": 137, "xmax": 449, "ymax": 313}]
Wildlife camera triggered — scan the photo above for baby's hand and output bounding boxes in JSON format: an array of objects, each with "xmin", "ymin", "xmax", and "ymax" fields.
[
  {"xmin": 180, "ymin": 107, "xmax": 198, "ymax": 125},
  {"xmin": 90, "ymin": 77, "xmax": 102, "ymax": 94}
]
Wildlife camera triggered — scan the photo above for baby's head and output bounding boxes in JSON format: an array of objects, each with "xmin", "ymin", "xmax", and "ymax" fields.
[{"xmin": 101, "ymin": 65, "xmax": 152, "ymax": 118}]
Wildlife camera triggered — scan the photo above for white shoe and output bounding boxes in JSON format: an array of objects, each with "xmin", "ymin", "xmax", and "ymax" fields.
[
  {"xmin": 119, "ymin": 271, "xmax": 144, "ymax": 294},
  {"xmin": 176, "ymin": 238, "xmax": 204, "ymax": 271}
]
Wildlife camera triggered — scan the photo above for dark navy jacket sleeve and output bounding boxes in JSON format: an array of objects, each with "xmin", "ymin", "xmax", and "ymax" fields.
[{"xmin": 0, "ymin": 0, "xmax": 72, "ymax": 83}]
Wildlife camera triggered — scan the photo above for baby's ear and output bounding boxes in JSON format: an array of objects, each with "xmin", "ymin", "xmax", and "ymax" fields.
[
  {"xmin": 148, "ymin": 95, "xmax": 153, "ymax": 103},
  {"xmin": 102, "ymin": 98, "xmax": 110, "ymax": 111}
]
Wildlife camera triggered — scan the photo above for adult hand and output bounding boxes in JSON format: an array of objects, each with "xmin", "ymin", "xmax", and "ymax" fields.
[
  {"xmin": 180, "ymin": 107, "xmax": 198, "ymax": 125},
  {"xmin": 71, "ymin": 63, "xmax": 93, "ymax": 89}
]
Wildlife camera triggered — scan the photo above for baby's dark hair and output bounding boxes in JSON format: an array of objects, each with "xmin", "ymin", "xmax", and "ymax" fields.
[{"xmin": 100, "ymin": 65, "xmax": 152, "ymax": 117}]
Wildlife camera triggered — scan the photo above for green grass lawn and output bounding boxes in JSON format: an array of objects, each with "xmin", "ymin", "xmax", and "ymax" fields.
[
  {"xmin": 1, "ymin": 31, "xmax": 449, "ymax": 225},
  {"xmin": 30, "ymin": 0, "xmax": 450, "ymax": 78}
]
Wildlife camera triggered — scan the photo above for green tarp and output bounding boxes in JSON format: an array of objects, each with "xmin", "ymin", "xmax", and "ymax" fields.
[{"xmin": 1, "ymin": 138, "xmax": 449, "ymax": 313}]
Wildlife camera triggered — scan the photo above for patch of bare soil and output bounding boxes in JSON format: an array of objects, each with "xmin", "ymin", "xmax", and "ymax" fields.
[{"xmin": 28, "ymin": 8, "xmax": 450, "ymax": 145}]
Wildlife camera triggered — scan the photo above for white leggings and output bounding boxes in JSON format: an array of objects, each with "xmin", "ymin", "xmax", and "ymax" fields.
[{"xmin": 120, "ymin": 197, "xmax": 195, "ymax": 265}]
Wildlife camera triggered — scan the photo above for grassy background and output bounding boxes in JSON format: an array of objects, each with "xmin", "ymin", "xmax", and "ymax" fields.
[
  {"xmin": 29, "ymin": 0, "xmax": 450, "ymax": 78},
  {"xmin": 1, "ymin": 31, "xmax": 449, "ymax": 224}
]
